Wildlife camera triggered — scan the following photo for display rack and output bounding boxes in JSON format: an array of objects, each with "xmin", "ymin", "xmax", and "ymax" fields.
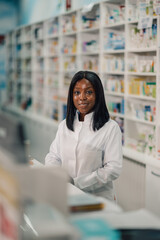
[{"xmin": 5, "ymin": 0, "xmax": 160, "ymax": 167}]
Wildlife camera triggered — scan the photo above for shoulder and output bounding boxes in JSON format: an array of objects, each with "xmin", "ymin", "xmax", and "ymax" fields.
[
  {"xmin": 58, "ymin": 119, "xmax": 67, "ymax": 130},
  {"xmin": 103, "ymin": 118, "xmax": 121, "ymax": 133}
]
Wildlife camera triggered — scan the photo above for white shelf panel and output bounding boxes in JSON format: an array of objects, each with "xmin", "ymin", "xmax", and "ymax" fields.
[
  {"xmin": 81, "ymin": 52, "xmax": 99, "ymax": 56},
  {"xmin": 105, "ymin": 91, "xmax": 124, "ymax": 97},
  {"xmin": 46, "ymin": 34, "xmax": 59, "ymax": 39},
  {"xmin": 63, "ymin": 70, "xmax": 76, "ymax": 73},
  {"xmin": 62, "ymin": 53, "xmax": 77, "ymax": 57},
  {"xmin": 110, "ymin": 112, "xmax": 124, "ymax": 118},
  {"xmin": 46, "ymin": 54, "xmax": 59, "ymax": 58},
  {"xmin": 103, "ymin": 21, "xmax": 125, "ymax": 28},
  {"xmin": 127, "ymin": 94, "xmax": 156, "ymax": 101},
  {"xmin": 34, "ymin": 38, "xmax": 44, "ymax": 42},
  {"xmin": 127, "ymin": 48, "xmax": 157, "ymax": 52},
  {"xmin": 126, "ymin": 72, "xmax": 156, "ymax": 76},
  {"xmin": 102, "ymin": 71, "xmax": 125, "ymax": 75},
  {"xmin": 125, "ymin": 116, "xmax": 156, "ymax": 126},
  {"xmin": 104, "ymin": 49, "xmax": 125, "ymax": 54},
  {"xmin": 80, "ymin": 27, "xmax": 100, "ymax": 33},
  {"xmin": 122, "ymin": 146, "xmax": 146, "ymax": 164},
  {"xmin": 126, "ymin": 20, "xmax": 139, "ymax": 24},
  {"xmin": 123, "ymin": 146, "xmax": 160, "ymax": 168}
]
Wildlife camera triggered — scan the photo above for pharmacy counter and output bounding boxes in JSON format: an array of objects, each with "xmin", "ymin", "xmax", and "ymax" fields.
[{"xmin": 68, "ymin": 184, "xmax": 160, "ymax": 240}]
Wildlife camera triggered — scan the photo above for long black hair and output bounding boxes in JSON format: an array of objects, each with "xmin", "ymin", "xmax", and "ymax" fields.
[{"xmin": 66, "ymin": 71, "xmax": 110, "ymax": 131}]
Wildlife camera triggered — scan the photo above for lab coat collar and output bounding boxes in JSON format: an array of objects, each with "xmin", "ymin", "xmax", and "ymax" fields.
[{"xmin": 75, "ymin": 111, "xmax": 94, "ymax": 122}]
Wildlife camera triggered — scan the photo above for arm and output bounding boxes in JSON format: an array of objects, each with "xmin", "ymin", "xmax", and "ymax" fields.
[
  {"xmin": 45, "ymin": 126, "xmax": 62, "ymax": 167},
  {"xmin": 74, "ymin": 124, "xmax": 122, "ymax": 191}
]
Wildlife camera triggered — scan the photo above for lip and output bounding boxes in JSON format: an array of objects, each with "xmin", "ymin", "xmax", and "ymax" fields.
[
  {"xmin": 79, "ymin": 103, "xmax": 88, "ymax": 106},
  {"xmin": 78, "ymin": 103, "xmax": 89, "ymax": 109}
]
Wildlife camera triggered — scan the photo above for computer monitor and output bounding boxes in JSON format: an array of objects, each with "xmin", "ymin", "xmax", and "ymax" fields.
[{"xmin": 0, "ymin": 112, "xmax": 28, "ymax": 164}]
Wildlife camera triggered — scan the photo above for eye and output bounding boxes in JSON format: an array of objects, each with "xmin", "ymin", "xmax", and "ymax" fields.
[
  {"xmin": 74, "ymin": 91, "xmax": 80, "ymax": 95},
  {"xmin": 86, "ymin": 90, "xmax": 93, "ymax": 95}
]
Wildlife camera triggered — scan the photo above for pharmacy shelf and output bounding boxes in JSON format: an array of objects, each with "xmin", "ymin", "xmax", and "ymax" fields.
[{"xmin": 5, "ymin": 0, "xmax": 160, "ymax": 166}]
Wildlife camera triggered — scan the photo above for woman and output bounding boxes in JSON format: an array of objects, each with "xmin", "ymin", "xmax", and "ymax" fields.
[{"xmin": 45, "ymin": 71, "xmax": 122, "ymax": 201}]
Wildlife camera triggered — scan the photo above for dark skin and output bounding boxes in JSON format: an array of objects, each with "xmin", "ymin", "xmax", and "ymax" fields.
[{"xmin": 73, "ymin": 78, "xmax": 96, "ymax": 121}]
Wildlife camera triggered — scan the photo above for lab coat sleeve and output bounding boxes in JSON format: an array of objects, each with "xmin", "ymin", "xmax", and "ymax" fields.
[
  {"xmin": 45, "ymin": 125, "xmax": 62, "ymax": 167},
  {"xmin": 74, "ymin": 124, "xmax": 122, "ymax": 192}
]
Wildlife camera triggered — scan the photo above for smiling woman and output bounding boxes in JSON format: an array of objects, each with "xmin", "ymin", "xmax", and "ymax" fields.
[
  {"xmin": 45, "ymin": 71, "xmax": 123, "ymax": 201},
  {"xmin": 73, "ymin": 78, "xmax": 96, "ymax": 121}
]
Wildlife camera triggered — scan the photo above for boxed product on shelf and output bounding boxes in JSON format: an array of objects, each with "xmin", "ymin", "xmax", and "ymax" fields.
[
  {"xmin": 126, "ymin": 99, "xmax": 156, "ymax": 122},
  {"xmin": 128, "ymin": 77, "xmax": 156, "ymax": 98},
  {"xmin": 47, "ymin": 57, "xmax": 59, "ymax": 72},
  {"xmin": 128, "ymin": 22, "xmax": 157, "ymax": 49},
  {"xmin": 62, "ymin": 12, "xmax": 77, "ymax": 33},
  {"xmin": 62, "ymin": 36, "xmax": 77, "ymax": 54},
  {"xmin": 127, "ymin": 53, "xmax": 156, "ymax": 73},
  {"xmin": 82, "ymin": 55, "xmax": 99, "ymax": 72},
  {"xmin": 47, "ymin": 39, "xmax": 59, "ymax": 56},
  {"xmin": 126, "ymin": 123, "xmax": 156, "ymax": 157},
  {"xmin": 63, "ymin": 72, "xmax": 74, "ymax": 86},
  {"xmin": 23, "ymin": 26, "xmax": 32, "ymax": 42},
  {"xmin": 104, "ymin": 30, "xmax": 125, "ymax": 50},
  {"xmin": 103, "ymin": 54, "xmax": 125, "ymax": 73},
  {"xmin": 104, "ymin": 3, "xmax": 125, "ymax": 25},
  {"xmin": 46, "ymin": 18, "xmax": 59, "ymax": 36},
  {"xmin": 33, "ymin": 23, "xmax": 44, "ymax": 40},
  {"xmin": 46, "ymin": 73, "xmax": 59, "ymax": 89},
  {"xmin": 104, "ymin": 75, "xmax": 124, "ymax": 93},
  {"xmin": 34, "ymin": 41, "xmax": 44, "ymax": 57},
  {"xmin": 127, "ymin": 0, "xmax": 156, "ymax": 21},
  {"xmin": 82, "ymin": 38, "xmax": 99, "ymax": 53},
  {"xmin": 107, "ymin": 96, "xmax": 124, "ymax": 115},
  {"xmin": 63, "ymin": 56, "xmax": 77, "ymax": 72},
  {"xmin": 33, "ymin": 58, "xmax": 44, "ymax": 71},
  {"xmin": 81, "ymin": 4, "xmax": 100, "ymax": 29}
]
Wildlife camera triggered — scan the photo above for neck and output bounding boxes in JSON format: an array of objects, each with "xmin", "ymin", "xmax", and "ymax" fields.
[{"xmin": 79, "ymin": 113, "xmax": 84, "ymax": 121}]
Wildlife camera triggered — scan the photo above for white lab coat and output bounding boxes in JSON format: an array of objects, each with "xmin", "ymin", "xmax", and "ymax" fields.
[{"xmin": 45, "ymin": 112, "xmax": 122, "ymax": 201}]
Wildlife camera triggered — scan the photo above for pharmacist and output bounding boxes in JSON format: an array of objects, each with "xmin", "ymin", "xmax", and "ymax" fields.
[{"xmin": 45, "ymin": 71, "xmax": 122, "ymax": 201}]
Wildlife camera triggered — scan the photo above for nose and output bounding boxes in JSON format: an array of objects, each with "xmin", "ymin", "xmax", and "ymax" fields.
[{"xmin": 80, "ymin": 91, "xmax": 87, "ymax": 100}]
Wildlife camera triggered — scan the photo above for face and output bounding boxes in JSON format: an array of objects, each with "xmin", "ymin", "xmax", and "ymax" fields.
[{"xmin": 73, "ymin": 78, "xmax": 96, "ymax": 121}]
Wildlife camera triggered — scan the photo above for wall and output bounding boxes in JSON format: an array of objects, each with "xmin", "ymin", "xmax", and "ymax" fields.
[{"xmin": 0, "ymin": 0, "xmax": 19, "ymax": 34}]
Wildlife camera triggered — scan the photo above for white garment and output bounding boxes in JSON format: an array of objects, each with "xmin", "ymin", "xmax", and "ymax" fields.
[{"xmin": 45, "ymin": 112, "xmax": 123, "ymax": 201}]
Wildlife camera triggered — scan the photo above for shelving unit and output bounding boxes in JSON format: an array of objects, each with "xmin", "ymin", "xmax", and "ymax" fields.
[{"xmin": 5, "ymin": 0, "xmax": 160, "ymax": 167}]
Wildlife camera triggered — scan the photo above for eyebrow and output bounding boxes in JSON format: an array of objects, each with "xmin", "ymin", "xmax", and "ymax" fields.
[{"xmin": 74, "ymin": 86, "xmax": 93, "ymax": 90}]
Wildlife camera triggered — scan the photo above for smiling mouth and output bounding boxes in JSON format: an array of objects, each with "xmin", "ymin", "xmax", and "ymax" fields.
[{"xmin": 79, "ymin": 103, "xmax": 88, "ymax": 106}]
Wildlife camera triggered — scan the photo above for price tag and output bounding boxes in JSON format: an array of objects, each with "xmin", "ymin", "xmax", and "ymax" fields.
[{"xmin": 138, "ymin": 17, "xmax": 153, "ymax": 29}]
